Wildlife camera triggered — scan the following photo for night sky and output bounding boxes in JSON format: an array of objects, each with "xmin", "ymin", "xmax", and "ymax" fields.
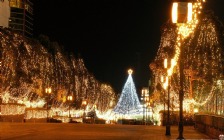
[{"xmin": 33, "ymin": 0, "xmax": 224, "ymax": 93}]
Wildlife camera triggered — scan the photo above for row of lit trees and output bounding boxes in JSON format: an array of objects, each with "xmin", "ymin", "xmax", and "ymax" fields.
[{"xmin": 0, "ymin": 28, "xmax": 116, "ymax": 115}]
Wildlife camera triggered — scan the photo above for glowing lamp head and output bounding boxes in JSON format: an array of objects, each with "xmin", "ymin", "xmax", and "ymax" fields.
[
  {"xmin": 194, "ymin": 108, "xmax": 199, "ymax": 113},
  {"xmin": 172, "ymin": 2, "xmax": 193, "ymax": 23},
  {"xmin": 45, "ymin": 87, "xmax": 52, "ymax": 94},
  {"xmin": 67, "ymin": 95, "xmax": 73, "ymax": 101},
  {"xmin": 82, "ymin": 100, "xmax": 87, "ymax": 106},
  {"xmin": 128, "ymin": 69, "xmax": 133, "ymax": 75}
]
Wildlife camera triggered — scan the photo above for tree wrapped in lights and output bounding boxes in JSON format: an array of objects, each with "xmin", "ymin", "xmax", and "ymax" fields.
[
  {"xmin": 150, "ymin": 8, "xmax": 224, "ymax": 115},
  {"xmin": 0, "ymin": 29, "xmax": 116, "ymax": 118},
  {"xmin": 113, "ymin": 69, "xmax": 142, "ymax": 116}
]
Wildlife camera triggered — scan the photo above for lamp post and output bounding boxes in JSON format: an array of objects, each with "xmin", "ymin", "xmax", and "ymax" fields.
[
  {"xmin": 82, "ymin": 99, "xmax": 87, "ymax": 123},
  {"xmin": 67, "ymin": 95, "xmax": 73, "ymax": 119},
  {"xmin": 141, "ymin": 89, "xmax": 145, "ymax": 124},
  {"xmin": 45, "ymin": 87, "xmax": 52, "ymax": 122},
  {"xmin": 0, "ymin": 61, "xmax": 2, "ymax": 105},
  {"xmin": 171, "ymin": 1, "xmax": 194, "ymax": 139},
  {"xmin": 141, "ymin": 88, "xmax": 149, "ymax": 125},
  {"xmin": 162, "ymin": 58, "xmax": 175, "ymax": 136},
  {"xmin": 145, "ymin": 99, "xmax": 150, "ymax": 124}
]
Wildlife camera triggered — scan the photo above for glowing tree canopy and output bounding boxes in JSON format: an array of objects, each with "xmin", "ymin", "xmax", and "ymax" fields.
[
  {"xmin": 113, "ymin": 69, "xmax": 142, "ymax": 115},
  {"xmin": 149, "ymin": 6, "xmax": 224, "ymax": 115},
  {"xmin": 0, "ymin": 28, "xmax": 116, "ymax": 117}
]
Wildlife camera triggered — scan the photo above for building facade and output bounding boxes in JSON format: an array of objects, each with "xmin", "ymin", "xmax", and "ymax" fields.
[
  {"xmin": 0, "ymin": 1, "xmax": 10, "ymax": 28},
  {"xmin": 0, "ymin": 0, "xmax": 33, "ymax": 38}
]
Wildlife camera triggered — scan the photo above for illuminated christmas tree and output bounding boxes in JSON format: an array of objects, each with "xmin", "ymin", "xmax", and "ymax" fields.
[{"xmin": 113, "ymin": 69, "xmax": 142, "ymax": 115}]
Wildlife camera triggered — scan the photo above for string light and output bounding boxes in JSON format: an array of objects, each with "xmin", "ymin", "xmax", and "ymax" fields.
[
  {"xmin": 150, "ymin": 0, "xmax": 224, "ymax": 123},
  {"xmin": 113, "ymin": 69, "xmax": 142, "ymax": 117},
  {"xmin": 0, "ymin": 28, "xmax": 116, "ymax": 119}
]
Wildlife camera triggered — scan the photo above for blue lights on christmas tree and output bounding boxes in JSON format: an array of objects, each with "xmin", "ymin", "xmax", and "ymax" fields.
[{"xmin": 113, "ymin": 69, "xmax": 142, "ymax": 115}]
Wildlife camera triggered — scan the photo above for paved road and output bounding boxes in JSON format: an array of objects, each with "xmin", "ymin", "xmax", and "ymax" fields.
[{"xmin": 0, "ymin": 123, "xmax": 211, "ymax": 140}]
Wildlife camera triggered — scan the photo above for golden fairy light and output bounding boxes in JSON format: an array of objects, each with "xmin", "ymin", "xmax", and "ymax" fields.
[
  {"xmin": 150, "ymin": 0, "xmax": 224, "ymax": 122},
  {"xmin": 0, "ymin": 27, "xmax": 116, "ymax": 119}
]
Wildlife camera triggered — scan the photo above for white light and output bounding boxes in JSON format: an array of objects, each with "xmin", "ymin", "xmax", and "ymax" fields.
[
  {"xmin": 194, "ymin": 108, "xmax": 199, "ymax": 113},
  {"xmin": 171, "ymin": 59, "xmax": 176, "ymax": 67},
  {"xmin": 164, "ymin": 59, "xmax": 168, "ymax": 68},
  {"xmin": 187, "ymin": 3, "xmax": 193, "ymax": 23},
  {"xmin": 172, "ymin": 3, "xmax": 178, "ymax": 23},
  {"xmin": 161, "ymin": 76, "xmax": 164, "ymax": 83},
  {"xmin": 167, "ymin": 68, "xmax": 173, "ymax": 76}
]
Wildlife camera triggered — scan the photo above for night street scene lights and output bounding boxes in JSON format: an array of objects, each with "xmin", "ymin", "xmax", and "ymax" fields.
[
  {"xmin": 67, "ymin": 95, "xmax": 73, "ymax": 119},
  {"xmin": 45, "ymin": 87, "xmax": 52, "ymax": 122}
]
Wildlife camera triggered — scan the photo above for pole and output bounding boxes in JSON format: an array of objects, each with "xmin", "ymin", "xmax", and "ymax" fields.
[
  {"xmin": 144, "ymin": 93, "xmax": 145, "ymax": 123},
  {"xmin": 47, "ymin": 96, "xmax": 48, "ymax": 122},
  {"xmin": 142, "ymin": 90, "xmax": 145, "ymax": 124},
  {"xmin": 177, "ymin": 45, "xmax": 184, "ymax": 139},
  {"xmin": 164, "ymin": 91, "xmax": 165, "ymax": 126},
  {"xmin": 166, "ymin": 82, "xmax": 171, "ymax": 135},
  {"xmin": 69, "ymin": 104, "xmax": 71, "ymax": 118},
  {"xmin": 145, "ymin": 94, "xmax": 147, "ymax": 125},
  {"xmin": 215, "ymin": 91, "xmax": 217, "ymax": 114}
]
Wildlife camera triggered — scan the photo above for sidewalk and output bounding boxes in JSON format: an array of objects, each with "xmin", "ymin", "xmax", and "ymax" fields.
[{"xmin": 142, "ymin": 125, "xmax": 212, "ymax": 140}]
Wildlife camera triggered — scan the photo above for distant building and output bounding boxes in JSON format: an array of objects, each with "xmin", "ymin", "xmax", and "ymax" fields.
[
  {"xmin": 0, "ymin": 0, "xmax": 34, "ymax": 38},
  {"xmin": 0, "ymin": 0, "xmax": 10, "ymax": 28}
]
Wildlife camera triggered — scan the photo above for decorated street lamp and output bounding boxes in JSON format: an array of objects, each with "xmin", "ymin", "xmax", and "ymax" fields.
[
  {"xmin": 171, "ymin": 0, "xmax": 195, "ymax": 139},
  {"xmin": 0, "ymin": 58, "xmax": 1, "ymax": 121},
  {"xmin": 45, "ymin": 87, "xmax": 52, "ymax": 122},
  {"xmin": 172, "ymin": 1, "xmax": 193, "ymax": 24},
  {"xmin": 161, "ymin": 58, "xmax": 176, "ymax": 136},
  {"xmin": 67, "ymin": 95, "xmax": 73, "ymax": 119},
  {"xmin": 141, "ymin": 88, "xmax": 149, "ymax": 124},
  {"xmin": 145, "ymin": 97, "xmax": 150, "ymax": 124},
  {"xmin": 82, "ymin": 99, "xmax": 88, "ymax": 122}
]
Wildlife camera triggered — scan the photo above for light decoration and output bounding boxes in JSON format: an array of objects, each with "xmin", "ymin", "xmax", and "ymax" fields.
[
  {"xmin": 25, "ymin": 109, "xmax": 51, "ymax": 119},
  {"xmin": 172, "ymin": 0, "xmax": 205, "ymax": 65},
  {"xmin": 0, "ymin": 104, "xmax": 26, "ymax": 115},
  {"xmin": 169, "ymin": 0, "xmax": 206, "ymax": 105},
  {"xmin": 0, "ymin": 29, "xmax": 116, "ymax": 119},
  {"xmin": 128, "ymin": 69, "xmax": 133, "ymax": 75},
  {"xmin": 172, "ymin": 2, "xmax": 178, "ymax": 23},
  {"xmin": 113, "ymin": 69, "xmax": 142, "ymax": 117},
  {"xmin": 18, "ymin": 99, "xmax": 46, "ymax": 108},
  {"xmin": 95, "ymin": 109, "xmax": 116, "ymax": 123},
  {"xmin": 150, "ymin": 0, "xmax": 224, "ymax": 122},
  {"xmin": 186, "ymin": 84, "xmax": 217, "ymax": 106}
]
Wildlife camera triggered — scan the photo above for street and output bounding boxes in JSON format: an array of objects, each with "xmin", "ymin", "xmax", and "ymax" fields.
[{"xmin": 0, "ymin": 123, "xmax": 211, "ymax": 140}]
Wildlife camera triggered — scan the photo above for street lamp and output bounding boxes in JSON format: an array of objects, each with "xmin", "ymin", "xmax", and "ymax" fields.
[
  {"xmin": 145, "ymin": 99, "xmax": 150, "ymax": 124},
  {"xmin": 171, "ymin": 1, "xmax": 193, "ymax": 139},
  {"xmin": 82, "ymin": 99, "xmax": 88, "ymax": 122},
  {"xmin": 0, "ymin": 61, "xmax": 2, "ymax": 104},
  {"xmin": 45, "ymin": 87, "xmax": 52, "ymax": 122},
  {"xmin": 141, "ymin": 88, "xmax": 149, "ymax": 125},
  {"xmin": 67, "ymin": 95, "xmax": 73, "ymax": 119},
  {"xmin": 162, "ymin": 58, "xmax": 175, "ymax": 136},
  {"xmin": 141, "ymin": 89, "xmax": 145, "ymax": 123}
]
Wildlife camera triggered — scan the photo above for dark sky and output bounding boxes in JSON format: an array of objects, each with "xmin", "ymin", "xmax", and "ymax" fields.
[{"xmin": 33, "ymin": 0, "xmax": 224, "ymax": 93}]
